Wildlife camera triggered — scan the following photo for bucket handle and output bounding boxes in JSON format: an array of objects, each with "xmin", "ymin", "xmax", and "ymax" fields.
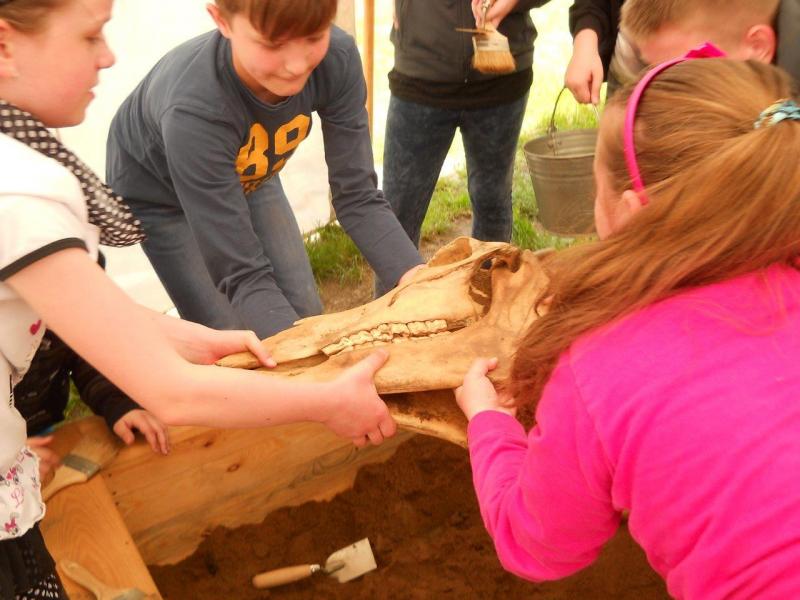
[{"xmin": 546, "ymin": 87, "xmax": 600, "ymax": 154}]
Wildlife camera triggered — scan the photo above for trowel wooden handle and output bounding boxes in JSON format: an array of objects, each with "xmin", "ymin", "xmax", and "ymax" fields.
[
  {"xmin": 252, "ymin": 564, "xmax": 321, "ymax": 588},
  {"xmin": 59, "ymin": 559, "xmax": 114, "ymax": 597},
  {"xmin": 42, "ymin": 466, "xmax": 88, "ymax": 501}
]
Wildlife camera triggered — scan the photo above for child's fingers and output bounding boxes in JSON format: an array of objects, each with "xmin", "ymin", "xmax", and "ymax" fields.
[
  {"xmin": 242, "ymin": 331, "xmax": 276, "ymax": 368},
  {"xmin": 378, "ymin": 414, "xmax": 397, "ymax": 440},
  {"xmin": 366, "ymin": 429, "xmax": 384, "ymax": 446},
  {"xmin": 591, "ymin": 71, "xmax": 602, "ymax": 105},
  {"xmin": 26, "ymin": 435, "xmax": 54, "ymax": 448},
  {"xmin": 465, "ymin": 357, "xmax": 498, "ymax": 379},
  {"xmin": 113, "ymin": 420, "xmax": 136, "ymax": 445},
  {"xmin": 353, "ymin": 349, "xmax": 389, "ymax": 378},
  {"xmin": 150, "ymin": 416, "xmax": 170, "ymax": 455}
]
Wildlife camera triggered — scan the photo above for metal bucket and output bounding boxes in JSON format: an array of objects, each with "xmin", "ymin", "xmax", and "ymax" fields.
[{"xmin": 523, "ymin": 88, "xmax": 599, "ymax": 236}]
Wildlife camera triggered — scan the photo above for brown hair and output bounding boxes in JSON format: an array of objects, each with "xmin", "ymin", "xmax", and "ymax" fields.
[
  {"xmin": 214, "ymin": 0, "xmax": 337, "ymax": 39},
  {"xmin": 622, "ymin": 0, "xmax": 780, "ymax": 41},
  {"xmin": 0, "ymin": 0, "xmax": 67, "ymax": 32},
  {"xmin": 510, "ymin": 59, "xmax": 800, "ymax": 404}
]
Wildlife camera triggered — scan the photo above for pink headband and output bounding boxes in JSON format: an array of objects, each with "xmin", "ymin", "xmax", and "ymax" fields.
[{"xmin": 623, "ymin": 42, "xmax": 726, "ymax": 205}]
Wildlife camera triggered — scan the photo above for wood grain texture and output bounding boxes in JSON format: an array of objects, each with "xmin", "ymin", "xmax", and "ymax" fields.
[
  {"xmin": 40, "ymin": 470, "xmax": 161, "ymax": 599},
  {"xmin": 42, "ymin": 415, "xmax": 419, "ymax": 572},
  {"xmin": 102, "ymin": 422, "xmax": 414, "ymax": 566}
]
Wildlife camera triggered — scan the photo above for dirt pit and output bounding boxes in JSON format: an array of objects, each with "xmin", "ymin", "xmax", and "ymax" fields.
[{"xmin": 151, "ymin": 435, "xmax": 670, "ymax": 599}]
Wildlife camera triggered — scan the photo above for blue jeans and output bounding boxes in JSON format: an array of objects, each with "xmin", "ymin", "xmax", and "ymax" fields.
[
  {"xmin": 382, "ymin": 93, "xmax": 529, "ymax": 247},
  {"xmin": 131, "ymin": 176, "xmax": 322, "ymax": 333}
]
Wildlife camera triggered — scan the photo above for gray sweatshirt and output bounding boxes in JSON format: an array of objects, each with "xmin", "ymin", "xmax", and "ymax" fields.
[{"xmin": 107, "ymin": 27, "xmax": 422, "ymax": 334}]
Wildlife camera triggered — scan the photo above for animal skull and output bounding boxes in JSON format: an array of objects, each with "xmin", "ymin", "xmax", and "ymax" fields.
[{"xmin": 219, "ymin": 237, "xmax": 548, "ymax": 396}]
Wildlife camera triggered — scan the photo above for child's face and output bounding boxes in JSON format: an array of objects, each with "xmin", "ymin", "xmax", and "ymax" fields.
[
  {"xmin": 0, "ymin": 0, "xmax": 115, "ymax": 127},
  {"xmin": 215, "ymin": 11, "xmax": 330, "ymax": 103},
  {"xmin": 593, "ymin": 112, "xmax": 641, "ymax": 240},
  {"xmin": 630, "ymin": 19, "xmax": 775, "ymax": 67},
  {"xmin": 593, "ymin": 146, "xmax": 622, "ymax": 240}
]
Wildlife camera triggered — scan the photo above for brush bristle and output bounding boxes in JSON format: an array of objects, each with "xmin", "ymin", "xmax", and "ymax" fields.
[
  {"xmin": 64, "ymin": 432, "xmax": 122, "ymax": 473},
  {"xmin": 472, "ymin": 51, "xmax": 516, "ymax": 75},
  {"xmin": 472, "ymin": 30, "xmax": 516, "ymax": 75}
]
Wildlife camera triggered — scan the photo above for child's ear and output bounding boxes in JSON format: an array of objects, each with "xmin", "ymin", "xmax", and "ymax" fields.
[
  {"xmin": 742, "ymin": 24, "xmax": 776, "ymax": 64},
  {"xmin": 0, "ymin": 20, "xmax": 20, "ymax": 79},
  {"xmin": 621, "ymin": 189, "xmax": 645, "ymax": 218},
  {"xmin": 206, "ymin": 3, "xmax": 233, "ymax": 39}
]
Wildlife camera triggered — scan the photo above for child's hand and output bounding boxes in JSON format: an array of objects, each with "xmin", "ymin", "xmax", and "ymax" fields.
[
  {"xmin": 27, "ymin": 436, "xmax": 60, "ymax": 486},
  {"xmin": 187, "ymin": 327, "xmax": 276, "ymax": 368},
  {"xmin": 455, "ymin": 358, "xmax": 517, "ymax": 421},
  {"xmin": 324, "ymin": 350, "xmax": 397, "ymax": 447},
  {"xmin": 566, "ymin": 29, "xmax": 604, "ymax": 105},
  {"xmin": 113, "ymin": 410, "xmax": 171, "ymax": 455},
  {"xmin": 471, "ymin": 0, "xmax": 517, "ymax": 28}
]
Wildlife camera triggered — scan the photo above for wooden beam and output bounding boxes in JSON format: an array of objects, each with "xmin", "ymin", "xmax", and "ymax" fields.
[
  {"xmin": 364, "ymin": 0, "xmax": 375, "ymax": 133},
  {"xmin": 41, "ymin": 418, "xmax": 162, "ymax": 599}
]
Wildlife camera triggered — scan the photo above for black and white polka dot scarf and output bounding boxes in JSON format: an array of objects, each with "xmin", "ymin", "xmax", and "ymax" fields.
[{"xmin": 0, "ymin": 99, "xmax": 144, "ymax": 247}]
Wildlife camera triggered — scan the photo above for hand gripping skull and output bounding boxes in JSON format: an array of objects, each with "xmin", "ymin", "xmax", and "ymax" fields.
[{"xmin": 217, "ymin": 237, "xmax": 549, "ymax": 445}]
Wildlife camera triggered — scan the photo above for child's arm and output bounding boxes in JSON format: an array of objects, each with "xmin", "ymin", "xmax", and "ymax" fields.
[
  {"xmin": 68, "ymin": 345, "xmax": 169, "ymax": 454},
  {"xmin": 317, "ymin": 36, "xmax": 423, "ymax": 290},
  {"xmin": 456, "ymin": 357, "xmax": 619, "ymax": 581},
  {"xmin": 566, "ymin": 29, "xmax": 603, "ymax": 104},
  {"xmin": 7, "ymin": 248, "xmax": 396, "ymax": 442},
  {"xmin": 567, "ymin": 0, "xmax": 620, "ymax": 103}
]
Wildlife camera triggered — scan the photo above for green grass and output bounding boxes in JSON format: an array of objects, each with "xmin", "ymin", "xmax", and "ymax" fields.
[{"xmin": 305, "ymin": 222, "xmax": 367, "ymax": 284}]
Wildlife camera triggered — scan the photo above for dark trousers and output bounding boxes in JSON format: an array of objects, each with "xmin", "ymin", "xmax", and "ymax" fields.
[{"xmin": 382, "ymin": 92, "xmax": 529, "ymax": 248}]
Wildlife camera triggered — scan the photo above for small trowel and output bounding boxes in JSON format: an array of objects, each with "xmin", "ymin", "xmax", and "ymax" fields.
[
  {"xmin": 251, "ymin": 538, "xmax": 377, "ymax": 589},
  {"xmin": 58, "ymin": 560, "xmax": 147, "ymax": 600}
]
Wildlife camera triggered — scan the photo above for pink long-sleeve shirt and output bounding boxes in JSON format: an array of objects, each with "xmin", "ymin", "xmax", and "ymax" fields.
[{"xmin": 468, "ymin": 264, "xmax": 800, "ymax": 599}]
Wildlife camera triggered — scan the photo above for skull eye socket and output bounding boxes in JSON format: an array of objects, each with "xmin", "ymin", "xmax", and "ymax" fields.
[{"xmin": 468, "ymin": 267, "xmax": 492, "ymax": 313}]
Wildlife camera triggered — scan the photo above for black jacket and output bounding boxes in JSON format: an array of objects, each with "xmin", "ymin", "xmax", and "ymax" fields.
[
  {"xmin": 13, "ymin": 330, "xmax": 140, "ymax": 435},
  {"xmin": 391, "ymin": 0, "xmax": 550, "ymax": 83},
  {"xmin": 14, "ymin": 253, "xmax": 140, "ymax": 435},
  {"xmin": 569, "ymin": 0, "xmax": 623, "ymax": 80}
]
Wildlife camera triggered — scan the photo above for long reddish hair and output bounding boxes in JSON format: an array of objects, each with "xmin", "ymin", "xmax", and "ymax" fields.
[
  {"xmin": 215, "ymin": 0, "xmax": 337, "ymax": 39},
  {"xmin": 510, "ymin": 59, "xmax": 800, "ymax": 404}
]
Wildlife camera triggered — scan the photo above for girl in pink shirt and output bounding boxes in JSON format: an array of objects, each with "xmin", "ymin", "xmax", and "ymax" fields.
[{"xmin": 457, "ymin": 54, "xmax": 800, "ymax": 599}]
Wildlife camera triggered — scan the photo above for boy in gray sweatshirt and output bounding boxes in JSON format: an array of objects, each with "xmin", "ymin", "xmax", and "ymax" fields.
[{"xmin": 107, "ymin": 0, "xmax": 423, "ymax": 338}]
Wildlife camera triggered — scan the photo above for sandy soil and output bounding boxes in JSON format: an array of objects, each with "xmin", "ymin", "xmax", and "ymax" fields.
[{"xmin": 151, "ymin": 436, "xmax": 670, "ymax": 600}]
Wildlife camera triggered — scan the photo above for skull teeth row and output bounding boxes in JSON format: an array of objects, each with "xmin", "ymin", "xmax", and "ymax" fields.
[{"xmin": 321, "ymin": 320, "xmax": 449, "ymax": 356}]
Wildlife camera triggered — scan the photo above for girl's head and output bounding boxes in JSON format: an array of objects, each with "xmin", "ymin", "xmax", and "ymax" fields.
[
  {"xmin": 208, "ymin": 0, "xmax": 337, "ymax": 101},
  {"xmin": 511, "ymin": 58, "xmax": 800, "ymax": 403},
  {"xmin": 0, "ymin": 0, "xmax": 114, "ymax": 127}
]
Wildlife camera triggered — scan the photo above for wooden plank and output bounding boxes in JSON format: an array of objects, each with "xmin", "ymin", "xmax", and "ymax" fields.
[
  {"xmin": 363, "ymin": 0, "xmax": 375, "ymax": 132},
  {"xmin": 102, "ymin": 423, "xmax": 414, "ymax": 565},
  {"xmin": 41, "ymin": 474, "xmax": 161, "ymax": 599}
]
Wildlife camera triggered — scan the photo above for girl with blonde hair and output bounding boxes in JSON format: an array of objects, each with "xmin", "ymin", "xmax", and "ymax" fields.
[{"xmin": 457, "ymin": 50, "xmax": 800, "ymax": 598}]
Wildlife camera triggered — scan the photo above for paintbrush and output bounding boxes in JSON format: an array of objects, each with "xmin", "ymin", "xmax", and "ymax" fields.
[
  {"xmin": 42, "ymin": 431, "xmax": 122, "ymax": 501},
  {"xmin": 472, "ymin": 0, "xmax": 516, "ymax": 75}
]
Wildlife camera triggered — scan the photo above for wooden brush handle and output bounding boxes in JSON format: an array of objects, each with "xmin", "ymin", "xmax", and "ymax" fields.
[
  {"xmin": 42, "ymin": 466, "xmax": 89, "ymax": 502},
  {"xmin": 252, "ymin": 564, "xmax": 321, "ymax": 589},
  {"xmin": 59, "ymin": 559, "xmax": 115, "ymax": 598}
]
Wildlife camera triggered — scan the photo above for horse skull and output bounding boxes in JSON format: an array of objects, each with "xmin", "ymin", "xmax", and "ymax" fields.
[{"xmin": 218, "ymin": 237, "xmax": 548, "ymax": 394}]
